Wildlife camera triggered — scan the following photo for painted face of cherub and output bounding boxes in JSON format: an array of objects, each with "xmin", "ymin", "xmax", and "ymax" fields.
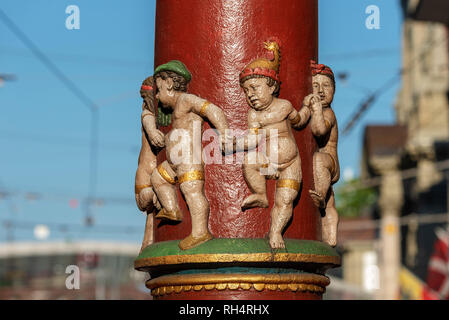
[
  {"xmin": 312, "ymin": 74, "xmax": 334, "ymax": 107},
  {"xmin": 242, "ymin": 77, "xmax": 275, "ymax": 110},
  {"xmin": 155, "ymin": 77, "xmax": 174, "ymax": 107}
]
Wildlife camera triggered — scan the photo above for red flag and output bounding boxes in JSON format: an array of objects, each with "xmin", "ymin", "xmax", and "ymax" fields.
[{"xmin": 425, "ymin": 228, "xmax": 449, "ymax": 300}]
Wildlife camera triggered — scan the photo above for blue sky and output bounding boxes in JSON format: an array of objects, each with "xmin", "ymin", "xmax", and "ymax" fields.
[{"xmin": 0, "ymin": 0, "xmax": 402, "ymax": 243}]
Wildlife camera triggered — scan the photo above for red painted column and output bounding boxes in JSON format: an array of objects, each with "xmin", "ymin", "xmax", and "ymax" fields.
[
  {"xmin": 154, "ymin": 0, "xmax": 320, "ymax": 243},
  {"xmin": 134, "ymin": 0, "xmax": 340, "ymax": 300}
]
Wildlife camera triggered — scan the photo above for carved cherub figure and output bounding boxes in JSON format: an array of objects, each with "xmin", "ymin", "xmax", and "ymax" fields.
[
  {"xmin": 291, "ymin": 60, "xmax": 340, "ymax": 247},
  {"xmin": 150, "ymin": 60, "xmax": 230, "ymax": 250},
  {"xmin": 135, "ymin": 76, "xmax": 165, "ymax": 252},
  {"xmin": 235, "ymin": 41, "xmax": 303, "ymax": 249}
]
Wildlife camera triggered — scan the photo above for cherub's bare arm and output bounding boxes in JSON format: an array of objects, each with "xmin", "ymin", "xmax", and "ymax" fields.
[
  {"xmin": 189, "ymin": 95, "xmax": 229, "ymax": 135},
  {"xmin": 237, "ymin": 101, "xmax": 294, "ymax": 152},
  {"xmin": 141, "ymin": 103, "xmax": 165, "ymax": 148},
  {"xmin": 141, "ymin": 105, "xmax": 156, "ymax": 134},
  {"xmin": 236, "ymin": 119, "xmax": 261, "ymax": 152},
  {"xmin": 136, "ymin": 103, "xmax": 158, "ymax": 212},
  {"xmin": 310, "ymin": 97, "xmax": 334, "ymax": 137},
  {"xmin": 136, "ymin": 125, "xmax": 157, "ymax": 188},
  {"xmin": 289, "ymin": 106, "xmax": 311, "ymax": 129}
]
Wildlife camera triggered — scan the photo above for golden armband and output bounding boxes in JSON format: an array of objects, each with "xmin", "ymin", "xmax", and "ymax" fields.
[
  {"xmin": 249, "ymin": 127, "xmax": 259, "ymax": 135},
  {"xmin": 200, "ymin": 101, "xmax": 211, "ymax": 117}
]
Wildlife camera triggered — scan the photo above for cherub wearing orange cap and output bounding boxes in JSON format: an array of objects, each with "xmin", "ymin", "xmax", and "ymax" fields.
[
  {"xmin": 292, "ymin": 60, "xmax": 340, "ymax": 247},
  {"xmin": 235, "ymin": 41, "xmax": 304, "ymax": 249}
]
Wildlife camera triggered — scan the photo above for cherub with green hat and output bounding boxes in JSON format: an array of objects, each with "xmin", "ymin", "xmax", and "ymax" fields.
[{"xmin": 149, "ymin": 60, "xmax": 230, "ymax": 250}]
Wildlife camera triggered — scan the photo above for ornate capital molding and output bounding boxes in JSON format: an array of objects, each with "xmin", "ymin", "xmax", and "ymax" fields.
[
  {"xmin": 148, "ymin": 273, "xmax": 330, "ymax": 297},
  {"xmin": 406, "ymin": 137, "xmax": 436, "ymax": 161},
  {"xmin": 369, "ymin": 155, "xmax": 401, "ymax": 175}
]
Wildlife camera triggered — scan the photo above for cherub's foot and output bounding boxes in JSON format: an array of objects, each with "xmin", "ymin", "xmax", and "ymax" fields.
[
  {"xmin": 268, "ymin": 232, "xmax": 285, "ymax": 249},
  {"xmin": 155, "ymin": 208, "xmax": 183, "ymax": 222},
  {"xmin": 140, "ymin": 240, "xmax": 151, "ymax": 254},
  {"xmin": 309, "ymin": 190, "xmax": 326, "ymax": 209},
  {"xmin": 178, "ymin": 231, "xmax": 214, "ymax": 250},
  {"xmin": 153, "ymin": 194, "xmax": 161, "ymax": 211},
  {"xmin": 322, "ymin": 230, "xmax": 337, "ymax": 247},
  {"xmin": 241, "ymin": 194, "xmax": 269, "ymax": 210}
]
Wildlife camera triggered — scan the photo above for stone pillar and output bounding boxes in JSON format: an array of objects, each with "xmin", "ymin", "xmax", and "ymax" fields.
[
  {"xmin": 408, "ymin": 142, "xmax": 443, "ymax": 193},
  {"xmin": 371, "ymin": 155, "xmax": 403, "ymax": 300},
  {"xmin": 134, "ymin": 0, "xmax": 340, "ymax": 300}
]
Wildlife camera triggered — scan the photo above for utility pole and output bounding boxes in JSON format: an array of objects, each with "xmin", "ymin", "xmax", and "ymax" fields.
[{"xmin": 370, "ymin": 155, "xmax": 403, "ymax": 299}]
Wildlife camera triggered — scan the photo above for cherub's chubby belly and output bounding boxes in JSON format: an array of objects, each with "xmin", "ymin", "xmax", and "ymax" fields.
[
  {"xmin": 164, "ymin": 128, "xmax": 196, "ymax": 167},
  {"xmin": 265, "ymin": 135, "xmax": 298, "ymax": 165}
]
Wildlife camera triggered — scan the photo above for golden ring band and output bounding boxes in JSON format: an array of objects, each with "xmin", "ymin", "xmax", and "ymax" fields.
[
  {"xmin": 249, "ymin": 127, "xmax": 259, "ymax": 135},
  {"xmin": 178, "ymin": 170, "xmax": 204, "ymax": 184},
  {"xmin": 200, "ymin": 101, "xmax": 211, "ymax": 117},
  {"xmin": 277, "ymin": 179, "xmax": 300, "ymax": 191},
  {"xmin": 135, "ymin": 184, "xmax": 152, "ymax": 194},
  {"xmin": 157, "ymin": 165, "xmax": 177, "ymax": 185}
]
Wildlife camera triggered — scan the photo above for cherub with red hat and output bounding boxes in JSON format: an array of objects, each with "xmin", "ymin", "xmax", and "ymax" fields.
[
  {"xmin": 292, "ymin": 60, "xmax": 340, "ymax": 247},
  {"xmin": 135, "ymin": 76, "xmax": 164, "ymax": 252},
  {"xmin": 235, "ymin": 40, "xmax": 303, "ymax": 249}
]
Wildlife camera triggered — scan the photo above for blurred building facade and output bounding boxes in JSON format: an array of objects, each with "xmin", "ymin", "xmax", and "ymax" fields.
[
  {"xmin": 0, "ymin": 241, "xmax": 149, "ymax": 299},
  {"xmin": 359, "ymin": 0, "xmax": 449, "ymax": 299}
]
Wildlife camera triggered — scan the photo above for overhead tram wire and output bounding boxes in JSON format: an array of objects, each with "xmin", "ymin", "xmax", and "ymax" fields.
[
  {"xmin": 0, "ymin": 45, "xmax": 151, "ymax": 68},
  {"xmin": 341, "ymin": 33, "xmax": 449, "ymax": 136},
  {"xmin": 341, "ymin": 73, "xmax": 401, "ymax": 136},
  {"xmin": 321, "ymin": 47, "xmax": 399, "ymax": 61},
  {"xmin": 0, "ymin": 130, "xmax": 139, "ymax": 153},
  {"xmin": 1, "ymin": 219, "xmax": 142, "ymax": 235},
  {"xmin": 0, "ymin": 9, "xmax": 99, "ymax": 226},
  {"xmin": 0, "ymin": 186, "xmax": 135, "ymax": 206}
]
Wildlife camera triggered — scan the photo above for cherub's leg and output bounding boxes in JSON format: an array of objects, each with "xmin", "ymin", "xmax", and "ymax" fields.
[
  {"xmin": 135, "ymin": 129, "xmax": 157, "ymax": 212},
  {"xmin": 177, "ymin": 165, "xmax": 213, "ymax": 250},
  {"xmin": 269, "ymin": 156, "xmax": 301, "ymax": 249},
  {"xmin": 309, "ymin": 152, "xmax": 333, "ymax": 208},
  {"xmin": 135, "ymin": 130, "xmax": 158, "ymax": 250},
  {"xmin": 135, "ymin": 187, "xmax": 155, "ymax": 212},
  {"xmin": 241, "ymin": 151, "xmax": 269, "ymax": 210},
  {"xmin": 150, "ymin": 161, "xmax": 182, "ymax": 221},
  {"xmin": 321, "ymin": 189, "xmax": 339, "ymax": 247},
  {"xmin": 140, "ymin": 212, "xmax": 154, "ymax": 253}
]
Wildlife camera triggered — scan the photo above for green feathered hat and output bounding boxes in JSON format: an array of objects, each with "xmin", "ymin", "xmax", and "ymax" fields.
[{"xmin": 154, "ymin": 60, "xmax": 192, "ymax": 83}]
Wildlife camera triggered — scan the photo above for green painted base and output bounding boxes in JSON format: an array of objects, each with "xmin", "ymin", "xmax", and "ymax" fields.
[
  {"xmin": 137, "ymin": 238, "xmax": 338, "ymax": 258},
  {"xmin": 135, "ymin": 238, "xmax": 340, "ymax": 277}
]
